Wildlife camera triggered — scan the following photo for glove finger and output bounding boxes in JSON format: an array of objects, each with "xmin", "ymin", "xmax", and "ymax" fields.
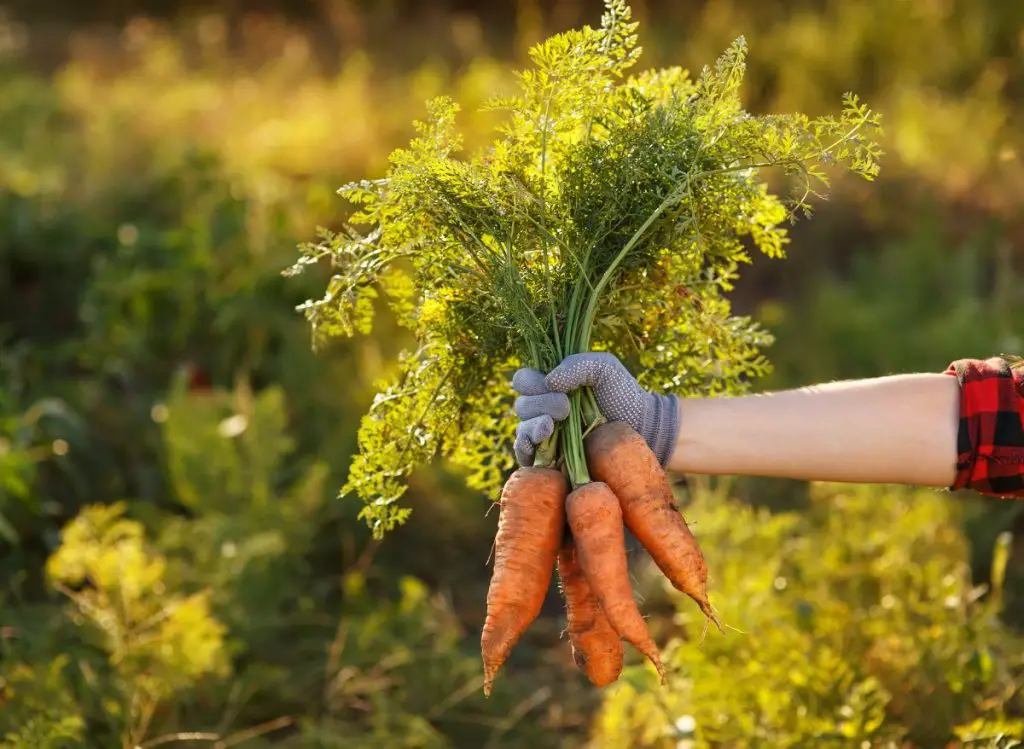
[
  {"xmin": 513, "ymin": 416, "xmax": 554, "ymax": 467},
  {"xmin": 514, "ymin": 434, "xmax": 535, "ymax": 466},
  {"xmin": 520, "ymin": 414, "xmax": 555, "ymax": 444},
  {"xmin": 545, "ymin": 352, "xmax": 620, "ymax": 393},
  {"xmin": 515, "ymin": 392, "xmax": 570, "ymax": 421},
  {"xmin": 511, "ymin": 368, "xmax": 549, "ymax": 396}
]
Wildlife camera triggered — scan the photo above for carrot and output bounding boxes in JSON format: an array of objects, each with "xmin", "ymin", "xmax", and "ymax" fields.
[
  {"xmin": 557, "ymin": 532, "xmax": 624, "ymax": 686},
  {"xmin": 481, "ymin": 466, "xmax": 567, "ymax": 696},
  {"xmin": 565, "ymin": 481, "xmax": 665, "ymax": 682},
  {"xmin": 585, "ymin": 420, "xmax": 720, "ymax": 627}
]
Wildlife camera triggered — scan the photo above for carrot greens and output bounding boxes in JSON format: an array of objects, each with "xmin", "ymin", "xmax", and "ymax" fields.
[{"xmin": 286, "ymin": 0, "xmax": 882, "ymax": 537}]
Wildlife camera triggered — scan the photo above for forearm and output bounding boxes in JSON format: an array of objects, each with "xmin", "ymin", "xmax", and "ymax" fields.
[{"xmin": 668, "ymin": 373, "xmax": 961, "ymax": 487}]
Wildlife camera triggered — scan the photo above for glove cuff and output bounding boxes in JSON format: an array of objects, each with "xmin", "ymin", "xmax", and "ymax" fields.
[{"xmin": 642, "ymin": 393, "xmax": 679, "ymax": 467}]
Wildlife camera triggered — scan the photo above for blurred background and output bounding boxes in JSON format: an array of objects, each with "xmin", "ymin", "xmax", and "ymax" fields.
[{"xmin": 1, "ymin": 1, "xmax": 1024, "ymax": 747}]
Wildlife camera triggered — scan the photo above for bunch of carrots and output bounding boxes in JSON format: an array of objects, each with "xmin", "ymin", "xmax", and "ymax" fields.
[
  {"xmin": 482, "ymin": 420, "xmax": 718, "ymax": 693},
  {"xmin": 290, "ymin": 0, "xmax": 880, "ymax": 695}
]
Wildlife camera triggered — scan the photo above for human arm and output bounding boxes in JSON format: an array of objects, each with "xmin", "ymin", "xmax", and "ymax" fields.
[
  {"xmin": 512, "ymin": 353, "xmax": 1024, "ymax": 497},
  {"xmin": 667, "ymin": 373, "xmax": 959, "ymax": 487}
]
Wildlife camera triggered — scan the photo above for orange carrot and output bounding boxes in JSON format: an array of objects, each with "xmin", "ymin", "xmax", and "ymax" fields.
[
  {"xmin": 565, "ymin": 481, "xmax": 665, "ymax": 681},
  {"xmin": 481, "ymin": 466, "xmax": 567, "ymax": 696},
  {"xmin": 585, "ymin": 421, "xmax": 719, "ymax": 627},
  {"xmin": 557, "ymin": 532, "xmax": 624, "ymax": 686}
]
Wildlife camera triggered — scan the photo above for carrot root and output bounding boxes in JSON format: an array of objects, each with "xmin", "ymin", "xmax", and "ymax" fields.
[
  {"xmin": 480, "ymin": 466, "xmax": 567, "ymax": 696},
  {"xmin": 565, "ymin": 481, "xmax": 665, "ymax": 683},
  {"xmin": 585, "ymin": 421, "xmax": 722, "ymax": 632},
  {"xmin": 557, "ymin": 533, "xmax": 624, "ymax": 687}
]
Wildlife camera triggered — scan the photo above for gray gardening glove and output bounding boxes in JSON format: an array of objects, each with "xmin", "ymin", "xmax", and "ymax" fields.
[{"xmin": 512, "ymin": 352, "xmax": 679, "ymax": 467}]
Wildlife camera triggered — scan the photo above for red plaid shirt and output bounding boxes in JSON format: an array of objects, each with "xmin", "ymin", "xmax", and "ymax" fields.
[{"xmin": 944, "ymin": 356, "xmax": 1024, "ymax": 498}]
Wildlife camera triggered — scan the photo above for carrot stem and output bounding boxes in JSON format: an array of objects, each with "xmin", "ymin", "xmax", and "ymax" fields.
[
  {"xmin": 581, "ymin": 412, "xmax": 606, "ymax": 440},
  {"xmin": 534, "ymin": 427, "xmax": 559, "ymax": 468},
  {"xmin": 564, "ymin": 393, "xmax": 590, "ymax": 488}
]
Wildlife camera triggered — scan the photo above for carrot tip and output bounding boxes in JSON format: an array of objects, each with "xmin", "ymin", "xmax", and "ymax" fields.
[
  {"xmin": 707, "ymin": 615, "xmax": 725, "ymax": 635},
  {"xmin": 648, "ymin": 655, "xmax": 667, "ymax": 686},
  {"xmin": 637, "ymin": 643, "xmax": 666, "ymax": 682}
]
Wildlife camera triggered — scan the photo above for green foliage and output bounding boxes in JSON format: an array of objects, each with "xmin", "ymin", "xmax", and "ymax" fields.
[
  {"xmin": 3, "ymin": 375, "xmax": 581, "ymax": 748},
  {"xmin": 286, "ymin": 571, "xmax": 571, "ymax": 749},
  {"xmin": 154, "ymin": 376, "xmax": 331, "ymax": 691},
  {"xmin": 291, "ymin": 1, "xmax": 882, "ymax": 534},
  {"xmin": 0, "ymin": 657, "xmax": 86, "ymax": 748},
  {"xmin": 758, "ymin": 207, "xmax": 1024, "ymax": 631},
  {"xmin": 1, "ymin": 47, "xmax": 588, "ymax": 746},
  {"xmin": 644, "ymin": 0, "xmax": 1023, "ymax": 214},
  {"xmin": 44, "ymin": 502, "xmax": 230, "ymax": 745},
  {"xmin": 763, "ymin": 214, "xmax": 1022, "ymax": 385},
  {"xmin": 593, "ymin": 483, "xmax": 1024, "ymax": 747},
  {"xmin": 0, "ymin": 392, "xmax": 45, "ymax": 545}
]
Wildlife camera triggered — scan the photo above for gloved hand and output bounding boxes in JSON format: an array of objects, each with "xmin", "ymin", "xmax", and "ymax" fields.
[{"xmin": 512, "ymin": 352, "xmax": 679, "ymax": 467}]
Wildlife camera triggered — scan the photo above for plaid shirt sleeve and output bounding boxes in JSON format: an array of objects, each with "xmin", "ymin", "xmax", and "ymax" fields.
[{"xmin": 943, "ymin": 356, "xmax": 1024, "ymax": 498}]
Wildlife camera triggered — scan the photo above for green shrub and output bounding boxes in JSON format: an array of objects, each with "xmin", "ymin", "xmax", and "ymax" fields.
[
  {"xmin": 0, "ymin": 61, "xmax": 366, "ymax": 568},
  {"xmin": 2, "ymin": 379, "xmax": 586, "ymax": 748},
  {"xmin": 43, "ymin": 502, "xmax": 230, "ymax": 747},
  {"xmin": 758, "ymin": 209, "xmax": 1024, "ymax": 624},
  {"xmin": 763, "ymin": 213, "xmax": 1021, "ymax": 386},
  {"xmin": 0, "ymin": 657, "xmax": 86, "ymax": 749},
  {"xmin": 593, "ymin": 483, "xmax": 1024, "ymax": 748}
]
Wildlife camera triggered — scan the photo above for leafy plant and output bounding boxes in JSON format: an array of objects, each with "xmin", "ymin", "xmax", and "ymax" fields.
[
  {"xmin": 41, "ymin": 502, "xmax": 229, "ymax": 747},
  {"xmin": 0, "ymin": 657, "xmax": 87, "ymax": 749},
  {"xmin": 289, "ymin": 0, "xmax": 882, "ymax": 536},
  {"xmin": 153, "ymin": 374, "xmax": 331, "ymax": 702}
]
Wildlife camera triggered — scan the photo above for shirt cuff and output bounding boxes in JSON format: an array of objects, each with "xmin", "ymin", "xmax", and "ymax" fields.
[{"xmin": 943, "ymin": 357, "xmax": 1024, "ymax": 498}]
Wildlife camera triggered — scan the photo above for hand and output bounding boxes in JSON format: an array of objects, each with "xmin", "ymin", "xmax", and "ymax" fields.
[{"xmin": 512, "ymin": 352, "xmax": 679, "ymax": 467}]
